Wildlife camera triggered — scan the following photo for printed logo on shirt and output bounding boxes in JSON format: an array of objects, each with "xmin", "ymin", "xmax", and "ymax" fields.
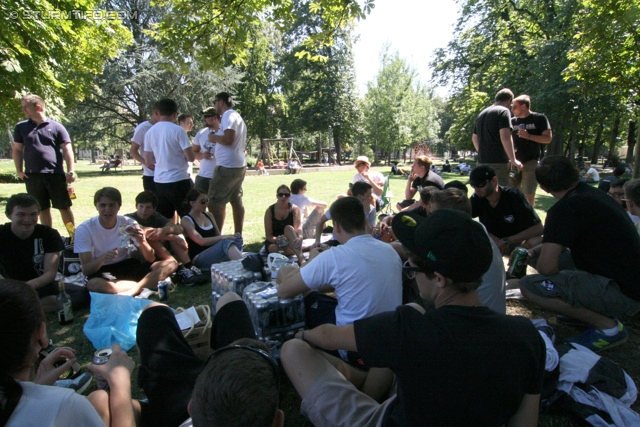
[
  {"xmin": 504, "ymin": 215, "xmax": 514, "ymax": 223},
  {"xmin": 540, "ymin": 280, "xmax": 555, "ymax": 291}
]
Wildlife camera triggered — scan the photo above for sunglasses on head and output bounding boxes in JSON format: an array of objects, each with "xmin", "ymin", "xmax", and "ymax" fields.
[{"xmin": 277, "ymin": 192, "xmax": 291, "ymax": 198}]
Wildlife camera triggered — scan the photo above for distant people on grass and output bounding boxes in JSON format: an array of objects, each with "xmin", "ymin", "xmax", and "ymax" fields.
[
  {"xmin": 583, "ymin": 164, "xmax": 600, "ymax": 183},
  {"xmin": 0, "ymin": 193, "xmax": 89, "ymax": 311},
  {"xmin": 13, "ymin": 94, "xmax": 76, "ymax": 227},
  {"xmin": 518, "ymin": 156, "xmax": 640, "ymax": 352},
  {"xmin": 206, "ymin": 92, "xmax": 248, "ymax": 236},
  {"xmin": 510, "ymin": 94, "xmax": 553, "ymax": 205},
  {"xmin": 264, "ymin": 185, "xmax": 305, "ymax": 262},
  {"xmin": 74, "ymin": 187, "xmax": 177, "ymax": 296},
  {"xmin": 472, "ymin": 88, "xmax": 523, "ymax": 185},
  {"xmin": 180, "ymin": 189, "xmax": 243, "ymax": 274},
  {"xmin": 397, "ymin": 155, "xmax": 444, "ymax": 211},
  {"xmin": 290, "ymin": 179, "xmax": 327, "ymax": 239}
]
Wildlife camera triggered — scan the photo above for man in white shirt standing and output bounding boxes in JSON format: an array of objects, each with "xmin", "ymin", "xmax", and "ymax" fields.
[
  {"xmin": 193, "ymin": 107, "xmax": 220, "ymax": 193},
  {"xmin": 130, "ymin": 109, "xmax": 159, "ymax": 193},
  {"xmin": 143, "ymin": 98, "xmax": 195, "ymax": 219},
  {"xmin": 207, "ymin": 92, "xmax": 247, "ymax": 235}
]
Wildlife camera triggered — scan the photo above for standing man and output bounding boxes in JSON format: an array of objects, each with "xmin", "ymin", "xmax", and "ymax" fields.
[
  {"xmin": 207, "ymin": 92, "xmax": 247, "ymax": 235},
  {"xmin": 143, "ymin": 98, "xmax": 195, "ymax": 220},
  {"xmin": 193, "ymin": 107, "xmax": 220, "ymax": 193},
  {"xmin": 130, "ymin": 108, "xmax": 159, "ymax": 193},
  {"xmin": 13, "ymin": 94, "xmax": 76, "ymax": 227},
  {"xmin": 511, "ymin": 94, "xmax": 553, "ymax": 205},
  {"xmin": 178, "ymin": 114, "xmax": 195, "ymax": 184},
  {"xmin": 473, "ymin": 88, "xmax": 523, "ymax": 186}
]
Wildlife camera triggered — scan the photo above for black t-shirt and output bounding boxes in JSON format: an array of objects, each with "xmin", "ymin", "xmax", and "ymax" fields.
[
  {"xmin": 543, "ymin": 182, "xmax": 640, "ymax": 300},
  {"xmin": 411, "ymin": 170, "xmax": 444, "ymax": 191},
  {"xmin": 470, "ymin": 186, "xmax": 541, "ymax": 238},
  {"xmin": 13, "ymin": 118, "xmax": 71, "ymax": 174},
  {"xmin": 0, "ymin": 223, "xmax": 63, "ymax": 281},
  {"xmin": 125, "ymin": 211, "xmax": 169, "ymax": 228},
  {"xmin": 511, "ymin": 112, "xmax": 551, "ymax": 162},
  {"xmin": 474, "ymin": 105, "xmax": 512, "ymax": 163},
  {"xmin": 354, "ymin": 305, "xmax": 545, "ymax": 427}
]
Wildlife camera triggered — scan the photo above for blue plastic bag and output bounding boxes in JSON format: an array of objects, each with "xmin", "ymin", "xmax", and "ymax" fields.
[{"xmin": 83, "ymin": 292, "xmax": 152, "ymax": 351}]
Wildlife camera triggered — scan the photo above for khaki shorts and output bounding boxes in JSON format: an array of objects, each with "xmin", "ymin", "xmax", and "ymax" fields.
[
  {"xmin": 480, "ymin": 162, "xmax": 510, "ymax": 187},
  {"xmin": 520, "ymin": 270, "xmax": 640, "ymax": 317},
  {"xmin": 301, "ymin": 365, "xmax": 395, "ymax": 427},
  {"xmin": 510, "ymin": 159, "xmax": 538, "ymax": 196},
  {"xmin": 207, "ymin": 166, "xmax": 246, "ymax": 205}
]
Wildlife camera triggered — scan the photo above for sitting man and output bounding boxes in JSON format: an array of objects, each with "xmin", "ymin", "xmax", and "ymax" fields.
[
  {"xmin": 290, "ymin": 178, "xmax": 327, "ymax": 239},
  {"xmin": 583, "ymin": 163, "xmax": 600, "ymax": 183},
  {"xmin": 352, "ymin": 156, "xmax": 384, "ymax": 208},
  {"xmin": 609, "ymin": 179, "xmax": 640, "ymax": 223},
  {"xmin": 397, "ymin": 155, "xmax": 445, "ymax": 211},
  {"xmin": 519, "ymin": 156, "xmax": 640, "ymax": 351},
  {"xmin": 624, "ymin": 179, "xmax": 640, "ymax": 235},
  {"xmin": 0, "ymin": 193, "xmax": 89, "ymax": 311},
  {"xmin": 469, "ymin": 165, "xmax": 543, "ymax": 256},
  {"xmin": 75, "ymin": 187, "xmax": 178, "ymax": 296},
  {"xmin": 100, "ymin": 155, "xmax": 122, "ymax": 172},
  {"xmin": 89, "ymin": 293, "xmax": 283, "ymax": 427},
  {"xmin": 278, "ymin": 196, "xmax": 402, "ymax": 400},
  {"xmin": 598, "ymin": 164, "xmax": 626, "ymax": 193},
  {"xmin": 281, "ymin": 209, "xmax": 544, "ymax": 426},
  {"xmin": 125, "ymin": 191, "xmax": 205, "ymax": 286}
]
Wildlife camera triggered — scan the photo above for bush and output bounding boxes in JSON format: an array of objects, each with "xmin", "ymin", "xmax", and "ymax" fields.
[{"xmin": 0, "ymin": 172, "xmax": 21, "ymax": 183}]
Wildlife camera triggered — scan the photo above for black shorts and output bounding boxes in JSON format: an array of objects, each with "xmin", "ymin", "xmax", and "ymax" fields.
[
  {"xmin": 88, "ymin": 258, "xmax": 151, "ymax": 282},
  {"xmin": 154, "ymin": 179, "xmax": 193, "ymax": 219},
  {"xmin": 142, "ymin": 175, "xmax": 155, "ymax": 193},
  {"xmin": 25, "ymin": 173, "xmax": 71, "ymax": 210},
  {"xmin": 137, "ymin": 301, "xmax": 256, "ymax": 427}
]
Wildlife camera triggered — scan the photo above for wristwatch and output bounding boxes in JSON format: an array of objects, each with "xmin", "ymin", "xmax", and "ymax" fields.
[{"xmin": 67, "ymin": 171, "xmax": 75, "ymax": 176}]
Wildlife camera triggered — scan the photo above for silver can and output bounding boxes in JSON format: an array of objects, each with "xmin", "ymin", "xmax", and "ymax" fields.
[{"xmin": 93, "ymin": 347, "xmax": 112, "ymax": 390}]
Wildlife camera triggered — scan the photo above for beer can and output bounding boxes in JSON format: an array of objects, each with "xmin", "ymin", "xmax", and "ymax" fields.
[
  {"xmin": 508, "ymin": 247, "xmax": 529, "ymax": 278},
  {"xmin": 158, "ymin": 281, "xmax": 169, "ymax": 301},
  {"xmin": 93, "ymin": 347, "xmax": 112, "ymax": 390}
]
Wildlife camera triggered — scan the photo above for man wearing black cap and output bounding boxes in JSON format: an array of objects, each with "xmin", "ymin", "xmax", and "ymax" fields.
[
  {"xmin": 281, "ymin": 209, "xmax": 545, "ymax": 427},
  {"xmin": 469, "ymin": 164, "xmax": 543, "ymax": 256}
]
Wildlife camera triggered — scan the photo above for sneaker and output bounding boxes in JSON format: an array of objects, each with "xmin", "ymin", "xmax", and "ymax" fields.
[
  {"xmin": 189, "ymin": 265, "xmax": 207, "ymax": 284},
  {"xmin": 564, "ymin": 321, "xmax": 628, "ymax": 352},
  {"xmin": 177, "ymin": 267, "xmax": 199, "ymax": 286},
  {"xmin": 54, "ymin": 371, "xmax": 92, "ymax": 394}
]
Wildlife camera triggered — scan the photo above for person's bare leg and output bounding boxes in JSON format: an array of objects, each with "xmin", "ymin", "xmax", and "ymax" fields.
[
  {"xmin": 284, "ymin": 225, "xmax": 304, "ymax": 261},
  {"xmin": 208, "ymin": 204, "xmax": 226, "ymax": 234},
  {"xmin": 525, "ymin": 194, "xmax": 535, "ymax": 206},
  {"xmin": 60, "ymin": 208, "xmax": 75, "ymax": 226},
  {"xmin": 39, "ymin": 208, "xmax": 53, "ymax": 227},
  {"xmin": 520, "ymin": 284, "xmax": 617, "ymax": 330},
  {"xmin": 169, "ymin": 240, "xmax": 191, "ymax": 265},
  {"xmin": 230, "ymin": 200, "xmax": 245, "ymax": 234},
  {"xmin": 227, "ymin": 243, "xmax": 243, "ymax": 260},
  {"xmin": 87, "ymin": 278, "xmax": 145, "ymax": 296},
  {"xmin": 281, "ymin": 339, "xmax": 339, "ymax": 399},
  {"xmin": 149, "ymin": 240, "xmax": 173, "ymax": 261}
]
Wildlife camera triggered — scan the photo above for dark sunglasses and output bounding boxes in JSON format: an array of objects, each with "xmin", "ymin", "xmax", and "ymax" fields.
[
  {"xmin": 204, "ymin": 344, "xmax": 280, "ymax": 391},
  {"xmin": 198, "ymin": 198, "xmax": 208, "ymax": 205},
  {"xmin": 277, "ymin": 192, "xmax": 291, "ymax": 198},
  {"xmin": 403, "ymin": 260, "xmax": 424, "ymax": 280},
  {"xmin": 471, "ymin": 181, "xmax": 488, "ymax": 189}
]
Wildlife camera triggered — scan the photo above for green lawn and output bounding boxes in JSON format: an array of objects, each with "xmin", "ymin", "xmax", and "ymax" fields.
[{"xmin": 2, "ymin": 158, "xmax": 630, "ymax": 426}]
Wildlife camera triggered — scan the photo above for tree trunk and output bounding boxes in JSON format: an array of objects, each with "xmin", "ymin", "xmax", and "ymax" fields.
[
  {"xmin": 333, "ymin": 127, "xmax": 341, "ymax": 166},
  {"xmin": 627, "ymin": 120, "xmax": 636, "ymax": 164},
  {"xmin": 634, "ymin": 127, "xmax": 640, "ymax": 179},
  {"xmin": 590, "ymin": 117, "xmax": 605, "ymax": 164},
  {"xmin": 316, "ymin": 135, "xmax": 322, "ymax": 163},
  {"xmin": 607, "ymin": 116, "xmax": 620, "ymax": 163}
]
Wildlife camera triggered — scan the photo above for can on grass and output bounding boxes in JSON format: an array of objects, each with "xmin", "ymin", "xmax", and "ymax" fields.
[
  {"xmin": 93, "ymin": 347, "xmax": 112, "ymax": 390},
  {"xmin": 508, "ymin": 247, "xmax": 529, "ymax": 278}
]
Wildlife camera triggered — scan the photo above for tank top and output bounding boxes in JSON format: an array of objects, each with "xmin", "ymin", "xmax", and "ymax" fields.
[{"xmin": 183, "ymin": 212, "xmax": 219, "ymax": 259}]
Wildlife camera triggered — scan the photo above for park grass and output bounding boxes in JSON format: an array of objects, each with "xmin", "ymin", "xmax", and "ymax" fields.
[{"xmin": 0, "ymin": 159, "xmax": 637, "ymax": 426}]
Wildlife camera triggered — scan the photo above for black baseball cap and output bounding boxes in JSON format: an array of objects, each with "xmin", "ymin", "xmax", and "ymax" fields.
[
  {"xmin": 392, "ymin": 209, "xmax": 492, "ymax": 282},
  {"xmin": 468, "ymin": 165, "xmax": 496, "ymax": 187}
]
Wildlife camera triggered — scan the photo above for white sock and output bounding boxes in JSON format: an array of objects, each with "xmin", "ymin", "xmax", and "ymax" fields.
[{"xmin": 600, "ymin": 323, "xmax": 620, "ymax": 336}]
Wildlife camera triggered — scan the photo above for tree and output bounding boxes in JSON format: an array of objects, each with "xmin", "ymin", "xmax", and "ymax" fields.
[
  {"xmin": 1, "ymin": 0, "xmax": 131, "ymax": 124},
  {"xmin": 153, "ymin": 0, "xmax": 375, "ymax": 70}
]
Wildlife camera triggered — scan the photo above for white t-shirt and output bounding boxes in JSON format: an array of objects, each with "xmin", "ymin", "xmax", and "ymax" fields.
[
  {"xmin": 143, "ymin": 121, "xmax": 192, "ymax": 183},
  {"xmin": 214, "ymin": 109, "xmax": 247, "ymax": 168},
  {"xmin": 7, "ymin": 381, "xmax": 104, "ymax": 427},
  {"xmin": 193, "ymin": 127, "xmax": 216, "ymax": 178},
  {"xmin": 586, "ymin": 167, "xmax": 600, "ymax": 182},
  {"xmin": 353, "ymin": 171, "xmax": 384, "ymax": 196},
  {"xmin": 477, "ymin": 223, "xmax": 506, "ymax": 314},
  {"xmin": 290, "ymin": 194, "xmax": 312, "ymax": 219},
  {"xmin": 75, "ymin": 215, "xmax": 135, "ymax": 265},
  {"xmin": 300, "ymin": 234, "xmax": 402, "ymax": 327},
  {"xmin": 131, "ymin": 121, "xmax": 154, "ymax": 177}
]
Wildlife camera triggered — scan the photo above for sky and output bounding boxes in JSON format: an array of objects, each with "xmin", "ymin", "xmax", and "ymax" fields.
[{"xmin": 352, "ymin": 0, "xmax": 460, "ymax": 97}]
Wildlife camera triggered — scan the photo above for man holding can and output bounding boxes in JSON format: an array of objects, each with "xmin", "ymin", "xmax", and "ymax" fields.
[{"xmin": 510, "ymin": 94, "xmax": 552, "ymax": 205}]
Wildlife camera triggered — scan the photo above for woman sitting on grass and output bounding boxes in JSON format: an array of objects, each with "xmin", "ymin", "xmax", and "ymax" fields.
[
  {"xmin": 181, "ymin": 189, "xmax": 243, "ymax": 273},
  {"xmin": 264, "ymin": 184, "xmax": 305, "ymax": 262},
  {"xmin": 0, "ymin": 278, "xmax": 136, "ymax": 427}
]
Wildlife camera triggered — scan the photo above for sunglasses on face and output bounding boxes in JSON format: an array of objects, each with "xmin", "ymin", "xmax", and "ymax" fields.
[
  {"xmin": 471, "ymin": 181, "xmax": 488, "ymax": 189},
  {"xmin": 403, "ymin": 260, "xmax": 424, "ymax": 280},
  {"xmin": 197, "ymin": 198, "xmax": 208, "ymax": 205},
  {"xmin": 277, "ymin": 192, "xmax": 291, "ymax": 198}
]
